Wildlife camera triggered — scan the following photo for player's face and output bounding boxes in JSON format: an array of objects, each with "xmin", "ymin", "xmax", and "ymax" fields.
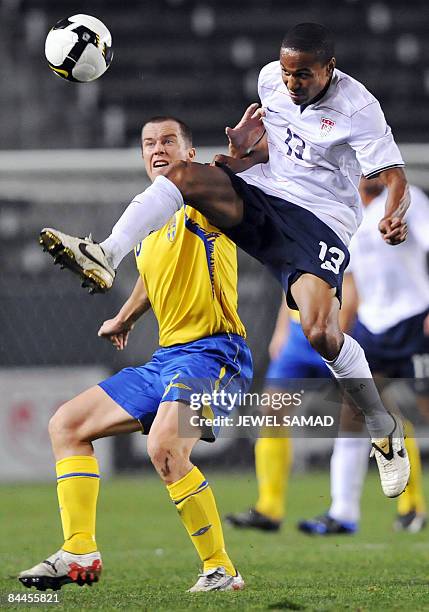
[
  {"xmin": 141, "ymin": 120, "xmax": 196, "ymax": 181},
  {"xmin": 280, "ymin": 49, "xmax": 335, "ymax": 105}
]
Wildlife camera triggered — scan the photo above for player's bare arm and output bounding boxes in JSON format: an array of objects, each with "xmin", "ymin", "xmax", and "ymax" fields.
[
  {"xmin": 98, "ymin": 276, "xmax": 151, "ymax": 350},
  {"xmin": 377, "ymin": 167, "xmax": 409, "ymax": 245}
]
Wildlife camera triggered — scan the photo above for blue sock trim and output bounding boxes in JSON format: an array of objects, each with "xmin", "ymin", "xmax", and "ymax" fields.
[
  {"xmin": 174, "ymin": 480, "xmax": 209, "ymax": 505},
  {"xmin": 57, "ymin": 472, "xmax": 100, "ymax": 480}
]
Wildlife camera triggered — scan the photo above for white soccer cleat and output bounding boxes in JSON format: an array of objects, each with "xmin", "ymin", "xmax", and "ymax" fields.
[
  {"xmin": 18, "ymin": 549, "xmax": 102, "ymax": 591},
  {"xmin": 370, "ymin": 415, "xmax": 410, "ymax": 498},
  {"xmin": 188, "ymin": 566, "xmax": 245, "ymax": 592},
  {"xmin": 39, "ymin": 228, "xmax": 115, "ymax": 293}
]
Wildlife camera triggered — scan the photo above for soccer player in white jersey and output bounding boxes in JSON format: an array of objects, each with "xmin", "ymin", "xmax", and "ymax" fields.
[
  {"xmin": 40, "ymin": 23, "xmax": 410, "ymax": 496},
  {"xmin": 299, "ymin": 177, "xmax": 429, "ymax": 534}
]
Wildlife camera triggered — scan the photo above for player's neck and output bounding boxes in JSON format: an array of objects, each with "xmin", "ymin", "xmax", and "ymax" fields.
[{"xmin": 300, "ymin": 76, "xmax": 333, "ymax": 113}]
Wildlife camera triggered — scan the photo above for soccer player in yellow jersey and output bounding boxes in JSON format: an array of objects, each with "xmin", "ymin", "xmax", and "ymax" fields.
[{"xmin": 19, "ymin": 117, "xmax": 252, "ymax": 593}]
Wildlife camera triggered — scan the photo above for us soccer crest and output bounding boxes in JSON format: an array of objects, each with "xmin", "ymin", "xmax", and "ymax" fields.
[{"xmin": 320, "ymin": 117, "xmax": 335, "ymax": 137}]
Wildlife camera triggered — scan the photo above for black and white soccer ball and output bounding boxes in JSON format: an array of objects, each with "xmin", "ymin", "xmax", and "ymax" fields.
[{"xmin": 45, "ymin": 14, "xmax": 113, "ymax": 82}]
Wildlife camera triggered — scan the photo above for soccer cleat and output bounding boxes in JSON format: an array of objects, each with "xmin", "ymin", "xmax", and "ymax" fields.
[
  {"xmin": 224, "ymin": 508, "xmax": 281, "ymax": 532},
  {"xmin": 188, "ymin": 567, "xmax": 244, "ymax": 592},
  {"xmin": 297, "ymin": 514, "xmax": 358, "ymax": 535},
  {"xmin": 18, "ymin": 549, "xmax": 102, "ymax": 591},
  {"xmin": 39, "ymin": 228, "xmax": 115, "ymax": 293},
  {"xmin": 394, "ymin": 510, "xmax": 427, "ymax": 533},
  {"xmin": 370, "ymin": 415, "xmax": 410, "ymax": 498}
]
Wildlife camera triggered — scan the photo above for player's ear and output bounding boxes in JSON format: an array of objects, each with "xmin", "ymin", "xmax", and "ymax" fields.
[
  {"xmin": 188, "ymin": 147, "xmax": 197, "ymax": 161},
  {"xmin": 327, "ymin": 57, "xmax": 336, "ymax": 75}
]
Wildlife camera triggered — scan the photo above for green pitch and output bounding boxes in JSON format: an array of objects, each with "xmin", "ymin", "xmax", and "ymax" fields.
[{"xmin": 1, "ymin": 470, "xmax": 428, "ymax": 611}]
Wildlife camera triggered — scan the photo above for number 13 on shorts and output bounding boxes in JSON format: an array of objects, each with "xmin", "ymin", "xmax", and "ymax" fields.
[{"xmin": 318, "ymin": 241, "xmax": 345, "ymax": 275}]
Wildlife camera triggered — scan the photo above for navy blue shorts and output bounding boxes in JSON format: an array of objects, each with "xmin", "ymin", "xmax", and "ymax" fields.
[
  {"xmin": 219, "ymin": 164, "xmax": 350, "ymax": 309},
  {"xmin": 352, "ymin": 310, "xmax": 429, "ymax": 393}
]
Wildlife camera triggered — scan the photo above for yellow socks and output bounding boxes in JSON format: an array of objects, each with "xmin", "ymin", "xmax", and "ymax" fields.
[
  {"xmin": 397, "ymin": 421, "xmax": 426, "ymax": 515},
  {"xmin": 56, "ymin": 455, "xmax": 100, "ymax": 554},
  {"xmin": 167, "ymin": 466, "xmax": 235, "ymax": 575},
  {"xmin": 255, "ymin": 436, "xmax": 292, "ymax": 521}
]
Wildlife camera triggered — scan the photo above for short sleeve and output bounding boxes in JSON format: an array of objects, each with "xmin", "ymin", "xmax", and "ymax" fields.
[{"xmin": 348, "ymin": 101, "xmax": 404, "ymax": 179}]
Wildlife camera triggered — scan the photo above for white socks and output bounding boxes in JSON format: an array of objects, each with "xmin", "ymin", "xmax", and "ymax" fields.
[
  {"xmin": 324, "ymin": 334, "xmax": 395, "ymax": 439},
  {"xmin": 100, "ymin": 175, "xmax": 184, "ymax": 269},
  {"xmin": 329, "ymin": 436, "xmax": 370, "ymax": 523}
]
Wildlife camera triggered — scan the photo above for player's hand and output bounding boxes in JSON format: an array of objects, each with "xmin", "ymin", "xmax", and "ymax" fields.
[
  {"xmin": 225, "ymin": 103, "xmax": 266, "ymax": 158},
  {"xmin": 98, "ymin": 317, "xmax": 134, "ymax": 350},
  {"xmin": 378, "ymin": 216, "xmax": 408, "ymax": 245},
  {"xmin": 211, "ymin": 154, "xmax": 255, "ymax": 173}
]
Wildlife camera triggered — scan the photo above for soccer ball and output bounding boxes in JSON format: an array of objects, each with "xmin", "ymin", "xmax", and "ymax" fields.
[{"xmin": 45, "ymin": 14, "xmax": 113, "ymax": 83}]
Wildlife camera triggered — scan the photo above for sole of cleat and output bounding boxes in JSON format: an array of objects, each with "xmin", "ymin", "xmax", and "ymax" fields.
[{"xmin": 39, "ymin": 231, "xmax": 108, "ymax": 294}]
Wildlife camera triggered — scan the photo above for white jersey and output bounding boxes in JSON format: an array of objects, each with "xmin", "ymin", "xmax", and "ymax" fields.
[
  {"xmin": 238, "ymin": 62, "xmax": 404, "ymax": 246},
  {"xmin": 347, "ymin": 186, "xmax": 429, "ymax": 334}
]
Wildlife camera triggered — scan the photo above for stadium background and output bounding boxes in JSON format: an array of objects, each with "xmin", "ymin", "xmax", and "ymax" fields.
[{"xmin": 1, "ymin": 0, "xmax": 429, "ymax": 481}]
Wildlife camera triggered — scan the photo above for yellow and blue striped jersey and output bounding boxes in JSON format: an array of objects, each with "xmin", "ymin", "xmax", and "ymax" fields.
[{"xmin": 135, "ymin": 205, "xmax": 246, "ymax": 346}]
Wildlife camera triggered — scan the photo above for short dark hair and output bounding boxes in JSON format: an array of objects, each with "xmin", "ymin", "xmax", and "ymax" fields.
[
  {"xmin": 281, "ymin": 23, "xmax": 335, "ymax": 64},
  {"xmin": 142, "ymin": 116, "xmax": 193, "ymax": 146}
]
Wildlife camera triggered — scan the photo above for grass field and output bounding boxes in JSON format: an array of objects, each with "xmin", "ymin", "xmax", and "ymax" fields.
[{"xmin": 1, "ymin": 469, "xmax": 428, "ymax": 611}]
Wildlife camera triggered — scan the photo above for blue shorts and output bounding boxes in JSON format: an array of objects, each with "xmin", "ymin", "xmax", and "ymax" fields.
[
  {"xmin": 353, "ymin": 310, "xmax": 429, "ymax": 393},
  {"xmin": 99, "ymin": 333, "xmax": 253, "ymax": 439},
  {"xmin": 265, "ymin": 320, "xmax": 330, "ymax": 389},
  {"xmin": 218, "ymin": 164, "xmax": 350, "ymax": 309}
]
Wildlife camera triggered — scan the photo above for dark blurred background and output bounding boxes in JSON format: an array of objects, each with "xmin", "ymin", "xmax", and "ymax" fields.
[{"xmin": 1, "ymin": 0, "xmax": 428, "ymax": 149}]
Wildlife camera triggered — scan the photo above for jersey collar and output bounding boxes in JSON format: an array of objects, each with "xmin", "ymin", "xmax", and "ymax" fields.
[{"xmin": 300, "ymin": 71, "xmax": 336, "ymax": 113}]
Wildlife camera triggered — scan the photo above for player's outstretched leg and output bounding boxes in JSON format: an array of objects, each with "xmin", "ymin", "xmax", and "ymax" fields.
[
  {"xmin": 39, "ymin": 228, "xmax": 115, "ymax": 294},
  {"xmin": 292, "ymin": 274, "xmax": 410, "ymax": 498},
  {"xmin": 147, "ymin": 401, "xmax": 244, "ymax": 592},
  {"xmin": 39, "ymin": 173, "xmax": 186, "ymax": 292}
]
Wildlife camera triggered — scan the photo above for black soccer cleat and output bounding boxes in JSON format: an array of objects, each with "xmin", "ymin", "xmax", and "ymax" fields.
[
  {"xmin": 394, "ymin": 510, "xmax": 427, "ymax": 533},
  {"xmin": 297, "ymin": 513, "xmax": 358, "ymax": 535},
  {"xmin": 225, "ymin": 508, "xmax": 281, "ymax": 532}
]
